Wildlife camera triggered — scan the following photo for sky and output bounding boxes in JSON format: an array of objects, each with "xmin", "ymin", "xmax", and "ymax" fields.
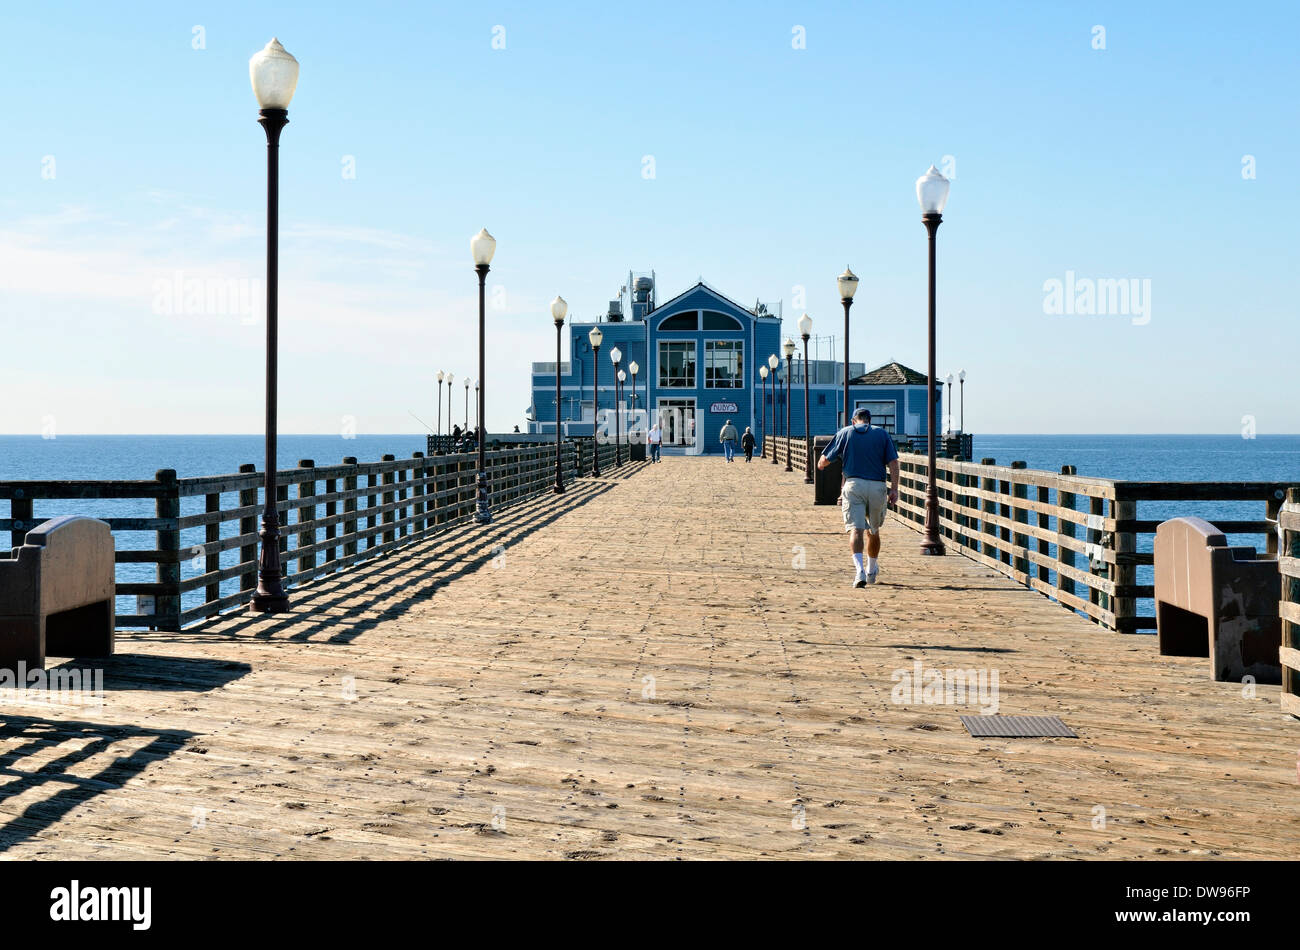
[{"xmin": 1, "ymin": 0, "xmax": 1296, "ymax": 436}]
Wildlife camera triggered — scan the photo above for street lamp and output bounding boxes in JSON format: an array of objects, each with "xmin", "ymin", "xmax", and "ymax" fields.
[
  {"xmin": 473, "ymin": 379, "xmax": 479, "ymax": 436},
  {"xmin": 782, "ymin": 337, "xmax": 796, "ymax": 473},
  {"xmin": 838, "ymin": 266, "xmax": 859, "ymax": 428},
  {"xmin": 589, "ymin": 326, "xmax": 603, "ymax": 476},
  {"xmin": 471, "ymin": 227, "xmax": 496, "ymax": 524},
  {"xmin": 628, "ymin": 360, "xmax": 639, "ymax": 444},
  {"xmin": 436, "ymin": 370, "xmax": 444, "ymax": 449},
  {"xmin": 758, "ymin": 364, "xmax": 769, "ymax": 459},
  {"xmin": 248, "ymin": 37, "xmax": 299, "ymax": 615},
  {"xmin": 610, "ymin": 345, "xmax": 623, "ymax": 468},
  {"xmin": 551, "ymin": 296, "xmax": 567, "ymax": 494},
  {"xmin": 958, "ymin": 369, "xmax": 966, "ymax": 433},
  {"xmin": 945, "ymin": 373, "xmax": 954, "ymax": 436},
  {"xmin": 464, "ymin": 377, "xmax": 470, "ymax": 432},
  {"xmin": 768, "ymin": 353, "xmax": 780, "ymax": 465},
  {"xmin": 798, "ymin": 313, "xmax": 813, "ymax": 484},
  {"xmin": 916, "ymin": 164, "xmax": 950, "ymax": 556}
]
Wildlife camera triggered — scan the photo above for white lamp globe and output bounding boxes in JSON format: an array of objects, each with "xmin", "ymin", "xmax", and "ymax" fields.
[
  {"xmin": 550, "ymin": 296, "xmax": 567, "ymax": 324},
  {"xmin": 610, "ymin": 346, "xmax": 622, "ymax": 365},
  {"xmin": 916, "ymin": 165, "xmax": 951, "ymax": 214},
  {"xmin": 471, "ymin": 228, "xmax": 497, "ymax": 266},
  {"xmin": 782, "ymin": 337, "xmax": 796, "ymax": 359},
  {"xmin": 759, "ymin": 365, "xmax": 769, "ymax": 379},
  {"xmin": 588, "ymin": 326, "xmax": 603, "ymax": 348},
  {"xmin": 768, "ymin": 354, "xmax": 780, "ymax": 370},
  {"xmin": 629, "ymin": 361, "xmax": 638, "ymax": 376},
  {"xmin": 797, "ymin": 313, "xmax": 813, "ymax": 338},
  {"xmin": 249, "ymin": 38, "xmax": 299, "ymax": 110},
  {"xmin": 837, "ymin": 267, "xmax": 859, "ymax": 300}
]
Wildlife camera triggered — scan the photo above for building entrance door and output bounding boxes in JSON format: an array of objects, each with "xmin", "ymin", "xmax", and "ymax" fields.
[{"xmin": 656, "ymin": 398, "xmax": 696, "ymax": 447}]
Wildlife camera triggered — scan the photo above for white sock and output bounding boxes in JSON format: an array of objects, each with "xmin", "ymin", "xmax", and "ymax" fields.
[
  {"xmin": 867, "ymin": 556, "xmax": 878, "ymax": 572},
  {"xmin": 853, "ymin": 553, "xmax": 865, "ymax": 573}
]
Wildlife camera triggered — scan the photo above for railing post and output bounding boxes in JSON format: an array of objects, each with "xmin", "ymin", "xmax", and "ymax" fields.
[
  {"xmin": 325, "ymin": 465, "xmax": 338, "ymax": 568},
  {"xmin": 1056, "ymin": 465, "xmax": 1077, "ymax": 601},
  {"xmin": 205, "ymin": 491, "xmax": 221, "ymax": 616},
  {"xmin": 366, "ymin": 467, "xmax": 379, "ymax": 550},
  {"xmin": 1011, "ymin": 461, "xmax": 1028, "ymax": 578},
  {"xmin": 1282, "ymin": 488, "xmax": 1299, "ymax": 716},
  {"xmin": 1088, "ymin": 494, "xmax": 1108, "ymax": 619},
  {"xmin": 239, "ymin": 463, "xmax": 258, "ymax": 598},
  {"xmin": 155, "ymin": 469, "xmax": 181, "ymax": 632},
  {"xmin": 296, "ymin": 460, "xmax": 316, "ymax": 578},
  {"xmin": 382, "ymin": 454, "xmax": 396, "ymax": 545},
  {"xmin": 412, "ymin": 452, "xmax": 426, "ymax": 536},
  {"xmin": 397, "ymin": 457, "xmax": 409, "ymax": 539},
  {"xmin": 343, "ymin": 457, "xmax": 359, "ymax": 559},
  {"xmin": 980, "ymin": 458, "xmax": 997, "ymax": 560},
  {"xmin": 1036, "ymin": 483, "xmax": 1051, "ymax": 584},
  {"xmin": 1112, "ymin": 491, "xmax": 1137, "ymax": 633},
  {"xmin": 10, "ymin": 493, "xmax": 32, "ymax": 551}
]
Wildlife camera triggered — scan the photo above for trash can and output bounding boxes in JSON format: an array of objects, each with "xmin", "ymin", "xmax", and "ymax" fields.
[
  {"xmin": 812, "ymin": 436, "xmax": 840, "ymax": 506},
  {"xmin": 630, "ymin": 442, "xmax": 646, "ymax": 462}
]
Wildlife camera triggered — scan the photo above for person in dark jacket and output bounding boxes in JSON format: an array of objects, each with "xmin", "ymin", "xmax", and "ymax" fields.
[{"xmin": 741, "ymin": 426, "xmax": 756, "ymax": 462}]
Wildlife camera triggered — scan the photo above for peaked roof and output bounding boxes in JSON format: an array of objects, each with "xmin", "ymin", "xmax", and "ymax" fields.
[
  {"xmin": 649, "ymin": 281, "xmax": 758, "ymax": 320},
  {"xmin": 850, "ymin": 361, "xmax": 930, "ymax": 386}
]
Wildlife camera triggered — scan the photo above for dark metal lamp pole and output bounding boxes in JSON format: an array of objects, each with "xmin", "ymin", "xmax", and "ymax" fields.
[
  {"xmin": 588, "ymin": 326, "xmax": 603, "ymax": 477},
  {"xmin": 436, "ymin": 371, "xmax": 443, "ymax": 451},
  {"xmin": 759, "ymin": 366, "xmax": 768, "ymax": 459},
  {"xmin": 551, "ymin": 296, "xmax": 568, "ymax": 494},
  {"xmin": 471, "ymin": 228, "xmax": 496, "ymax": 525},
  {"xmin": 610, "ymin": 346, "xmax": 623, "ymax": 468},
  {"xmin": 798, "ymin": 313, "xmax": 813, "ymax": 484},
  {"xmin": 768, "ymin": 354, "xmax": 780, "ymax": 465},
  {"xmin": 782, "ymin": 337, "xmax": 795, "ymax": 473},
  {"xmin": 916, "ymin": 165, "xmax": 951, "ymax": 557},
  {"xmin": 248, "ymin": 37, "xmax": 299, "ymax": 614},
  {"xmin": 837, "ymin": 267, "xmax": 858, "ymax": 429}
]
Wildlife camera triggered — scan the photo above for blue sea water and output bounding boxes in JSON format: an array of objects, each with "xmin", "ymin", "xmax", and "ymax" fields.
[{"xmin": 1, "ymin": 434, "xmax": 1297, "ymax": 627}]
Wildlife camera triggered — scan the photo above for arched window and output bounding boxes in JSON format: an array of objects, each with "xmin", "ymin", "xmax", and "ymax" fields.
[
  {"xmin": 702, "ymin": 310, "xmax": 742, "ymax": 331},
  {"xmin": 658, "ymin": 312, "xmax": 698, "ymax": 331}
]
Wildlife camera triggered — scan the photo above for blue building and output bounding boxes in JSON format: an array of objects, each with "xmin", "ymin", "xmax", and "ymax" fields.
[{"xmin": 527, "ymin": 273, "xmax": 941, "ymax": 455}]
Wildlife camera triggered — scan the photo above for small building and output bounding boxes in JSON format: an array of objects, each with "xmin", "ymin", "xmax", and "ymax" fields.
[{"xmin": 527, "ymin": 273, "xmax": 942, "ymax": 455}]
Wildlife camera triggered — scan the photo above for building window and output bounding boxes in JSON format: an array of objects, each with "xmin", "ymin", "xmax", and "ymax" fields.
[
  {"xmin": 702, "ymin": 310, "xmax": 742, "ymax": 331},
  {"xmin": 856, "ymin": 400, "xmax": 897, "ymax": 433},
  {"xmin": 658, "ymin": 312, "xmax": 698, "ymax": 331},
  {"xmin": 704, "ymin": 340, "xmax": 743, "ymax": 388},
  {"xmin": 658, "ymin": 341, "xmax": 696, "ymax": 388},
  {"xmin": 817, "ymin": 393, "xmax": 826, "ymax": 406}
]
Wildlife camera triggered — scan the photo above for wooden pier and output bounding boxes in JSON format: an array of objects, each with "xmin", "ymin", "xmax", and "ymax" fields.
[{"xmin": 2, "ymin": 454, "xmax": 1299, "ymax": 859}]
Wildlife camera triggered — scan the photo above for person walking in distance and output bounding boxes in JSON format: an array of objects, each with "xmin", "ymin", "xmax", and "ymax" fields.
[
  {"xmin": 646, "ymin": 418, "xmax": 663, "ymax": 463},
  {"xmin": 719, "ymin": 419, "xmax": 739, "ymax": 462},
  {"xmin": 741, "ymin": 426, "xmax": 755, "ymax": 462},
  {"xmin": 817, "ymin": 407, "xmax": 899, "ymax": 588}
]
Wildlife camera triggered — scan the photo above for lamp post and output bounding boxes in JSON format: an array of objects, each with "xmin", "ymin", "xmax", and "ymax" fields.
[
  {"xmin": 550, "ymin": 296, "xmax": 567, "ymax": 494},
  {"xmin": 628, "ymin": 361, "xmax": 639, "ymax": 445},
  {"xmin": 758, "ymin": 365, "xmax": 769, "ymax": 459},
  {"xmin": 958, "ymin": 369, "xmax": 966, "ymax": 433},
  {"xmin": 464, "ymin": 377, "xmax": 470, "ymax": 432},
  {"xmin": 589, "ymin": 326, "xmax": 603, "ymax": 476},
  {"xmin": 436, "ymin": 370, "xmax": 444, "ymax": 449},
  {"xmin": 445, "ymin": 373, "xmax": 453, "ymax": 443},
  {"xmin": 782, "ymin": 337, "xmax": 796, "ymax": 473},
  {"xmin": 248, "ymin": 37, "xmax": 299, "ymax": 615},
  {"xmin": 610, "ymin": 346, "xmax": 623, "ymax": 468},
  {"xmin": 768, "ymin": 353, "xmax": 780, "ymax": 464},
  {"xmin": 945, "ymin": 373, "xmax": 953, "ymax": 436},
  {"xmin": 471, "ymin": 228, "xmax": 496, "ymax": 525},
  {"xmin": 617, "ymin": 369, "xmax": 627, "ymax": 461},
  {"xmin": 473, "ymin": 380, "xmax": 479, "ymax": 437},
  {"xmin": 916, "ymin": 164, "xmax": 950, "ymax": 556},
  {"xmin": 798, "ymin": 313, "xmax": 813, "ymax": 484},
  {"xmin": 838, "ymin": 267, "xmax": 859, "ymax": 428}
]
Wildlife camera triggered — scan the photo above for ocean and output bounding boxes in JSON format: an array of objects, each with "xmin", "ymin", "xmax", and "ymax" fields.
[{"xmin": 2, "ymin": 434, "xmax": 1297, "ymax": 626}]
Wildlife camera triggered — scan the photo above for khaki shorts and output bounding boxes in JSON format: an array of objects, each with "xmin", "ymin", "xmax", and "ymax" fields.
[{"xmin": 841, "ymin": 478, "xmax": 888, "ymax": 535}]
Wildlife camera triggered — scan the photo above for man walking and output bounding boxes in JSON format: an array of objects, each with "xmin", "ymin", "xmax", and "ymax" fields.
[
  {"xmin": 719, "ymin": 419, "xmax": 739, "ymax": 462},
  {"xmin": 817, "ymin": 407, "xmax": 899, "ymax": 588},
  {"xmin": 741, "ymin": 426, "xmax": 755, "ymax": 462},
  {"xmin": 647, "ymin": 419, "xmax": 663, "ymax": 463}
]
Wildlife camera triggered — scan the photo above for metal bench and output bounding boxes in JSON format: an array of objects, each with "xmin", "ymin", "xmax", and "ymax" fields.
[
  {"xmin": 0, "ymin": 516, "xmax": 116, "ymax": 671},
  {"xmin": 1154, "ymin": 516, "xmax": 1281, "ymax": 684}
]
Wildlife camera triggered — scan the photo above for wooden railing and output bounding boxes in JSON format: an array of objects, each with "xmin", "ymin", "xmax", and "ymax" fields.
[
  {"xmin": 770, "ymin": 435, "xmax": 811, "ymax": 474},
  {"xmin": 894, "ymin": 454, "xmax": 1293, "ymax": 634},
  {"xmin": 1, "ymin": 441, "xmax": 633, "ymax": 632},
  {"xmin": 1282, "ymin": 488, "xmax": 1300, "ymax": 718}
]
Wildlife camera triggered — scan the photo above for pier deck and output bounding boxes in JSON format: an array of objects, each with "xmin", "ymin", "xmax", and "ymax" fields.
[{"xmin": 3, "ymin": 456, "xmax": 1297, "ymax": 860}]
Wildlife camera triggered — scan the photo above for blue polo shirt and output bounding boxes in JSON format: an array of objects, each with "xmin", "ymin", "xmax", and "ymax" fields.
[{"xmin": 821, "ymin": 423, "xmax": 898, "ymax": 481}]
